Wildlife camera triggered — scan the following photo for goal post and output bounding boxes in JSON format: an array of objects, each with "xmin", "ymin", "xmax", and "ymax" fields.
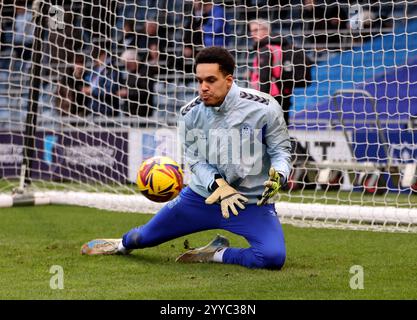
[{"xmin": 0, "ymin": 0, "xmax": 416, "ymax": 232}]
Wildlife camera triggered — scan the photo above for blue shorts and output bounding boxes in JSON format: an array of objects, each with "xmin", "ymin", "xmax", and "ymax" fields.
[{"xmin": 123, "ymin": 187, "xmax": 286, "ymax": 269}]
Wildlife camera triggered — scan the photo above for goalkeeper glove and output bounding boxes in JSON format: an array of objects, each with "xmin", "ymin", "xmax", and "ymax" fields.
[
  {"xmin": 205, "ymin": 178, "xmax": 248, "ymax": 219},
  {"xmin": 257, "ymin": 168, "xmax": 284, "ymax": 206}
]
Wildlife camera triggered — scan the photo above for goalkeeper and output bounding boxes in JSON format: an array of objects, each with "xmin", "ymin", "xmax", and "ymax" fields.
[{"xmin": 81, "ymin": 46, "xmax": 291, "ymax": 269}]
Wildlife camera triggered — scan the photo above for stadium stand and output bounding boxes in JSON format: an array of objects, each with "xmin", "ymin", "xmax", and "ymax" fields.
[{"xmin": 292, "ymin": 16, "xmax": 417, "ymax": 125}]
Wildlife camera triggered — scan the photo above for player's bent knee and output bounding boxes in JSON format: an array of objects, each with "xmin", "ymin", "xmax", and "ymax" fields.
[{"xmin": 259, "ymin": 249, "xmax": 286, "ymax": 270}]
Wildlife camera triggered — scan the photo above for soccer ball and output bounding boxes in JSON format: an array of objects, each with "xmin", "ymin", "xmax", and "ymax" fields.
[{"xmin": 136, "ymin": 156, "xmax": 184, "ymax": 202}]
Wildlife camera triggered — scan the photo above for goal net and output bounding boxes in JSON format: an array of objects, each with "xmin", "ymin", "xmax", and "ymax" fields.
[{"xmin": 0, "ymin": 0, "xmax": 416, "ymax": 232}]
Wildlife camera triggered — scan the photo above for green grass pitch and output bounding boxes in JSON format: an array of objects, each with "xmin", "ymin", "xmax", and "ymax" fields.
[{"xmin": 0, "ymin": 205, "xmax": 416, "ymax": 300}]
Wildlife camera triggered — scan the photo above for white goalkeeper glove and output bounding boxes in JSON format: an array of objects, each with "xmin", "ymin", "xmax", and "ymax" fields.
[
  {"xmin": 205, "ymin": 178, "xmax": 248, "ymax": 219},
  {"xmin": 257, "ymin": 168, "xmax": 285, "ymax": 206}
]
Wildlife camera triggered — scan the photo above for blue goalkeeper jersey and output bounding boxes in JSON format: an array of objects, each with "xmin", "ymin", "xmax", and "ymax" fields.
[{"xmin": 178, "ymin": 82, "xmax": 291, "ymax": 204}]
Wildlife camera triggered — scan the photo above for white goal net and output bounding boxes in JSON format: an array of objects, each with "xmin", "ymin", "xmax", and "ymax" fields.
[{"xmin": 0, "ymin": 0, "xmax": 417, "ymax": 232}]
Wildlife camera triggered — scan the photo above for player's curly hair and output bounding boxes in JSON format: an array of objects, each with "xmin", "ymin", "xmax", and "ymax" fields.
[{"xmin": 194, "ymin": 46, "xmax": 235, "ymax": 77}]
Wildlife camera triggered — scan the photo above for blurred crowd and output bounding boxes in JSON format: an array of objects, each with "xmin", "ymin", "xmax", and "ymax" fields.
[{"xmin": 0, "ymin": 0, "xmax": 401, "ymax": 122}]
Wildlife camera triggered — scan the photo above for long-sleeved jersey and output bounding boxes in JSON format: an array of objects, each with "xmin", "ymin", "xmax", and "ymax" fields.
[{"xmin": 178, "ymin": 82, "xmax": 291, "ymax": 203}]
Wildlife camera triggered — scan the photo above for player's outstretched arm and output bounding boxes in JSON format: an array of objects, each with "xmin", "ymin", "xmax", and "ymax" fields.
[{"xmin": 205, "ymin": 178, "xmax": 248, "ymax": 219}]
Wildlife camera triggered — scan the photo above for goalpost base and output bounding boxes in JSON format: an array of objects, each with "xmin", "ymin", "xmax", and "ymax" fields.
[{"xmin": 2, "ymin": 191, "xmax": 416, "ymax": 233}]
